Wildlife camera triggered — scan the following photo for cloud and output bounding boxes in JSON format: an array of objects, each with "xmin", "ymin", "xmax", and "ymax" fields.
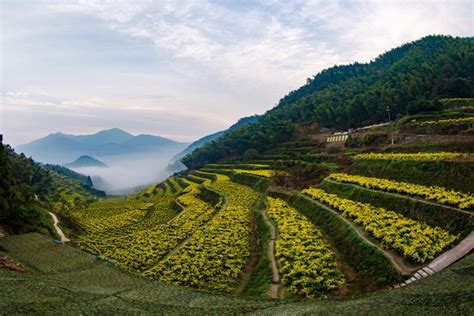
[
  {"xmin": 1, "ymin": 0, "xmax": 472, "ymax": 146},
  {"xmin": 44, "ymin": 0, "xmax": 472, "ymax": 85}
]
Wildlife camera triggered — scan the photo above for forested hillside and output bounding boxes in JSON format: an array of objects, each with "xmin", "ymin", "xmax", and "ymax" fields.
[
  {"xmin": 183, "ymin": 36, "xmax": 473, "ymax": 168},
  {"xmin": 0, "ymin": 143, "xmax": 54, "ymax": 234},
  {"xmin": 43, "ymin": 164, "xmax": 94, "ymax": 187},
  {"xmin": 170, "ymin": 115, "xmax": 262, "ymax": 166},
  {"xmin": 0, "ymin": 143, "xmax": 104, "ymax": 234}
]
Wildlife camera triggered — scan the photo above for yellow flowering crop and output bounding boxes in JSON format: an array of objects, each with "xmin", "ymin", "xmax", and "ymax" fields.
[
  {"xmin": 327, "ymin": 173, "xmax": 474, "ymax": 210},
  {"xmin": 354, "ymin": 152, "xmax": 465, "ymax": 161},
  {"xmin": 150, "ymin": 176, "xmax": 259, "ymax": 291},
  {"xmin": 302, "ymin": 188, "xmax": 458, "ymax": 263},
  {"xmin": 267, "ymin": 197, "xmax": 344, "ymax": 297},
  {"xmin": 416, "ymin": 117, "xmax": 474, "ymax": 126}
]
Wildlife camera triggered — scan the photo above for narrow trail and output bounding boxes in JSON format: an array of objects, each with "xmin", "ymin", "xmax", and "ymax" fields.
[
  {"xmin": 395, "ymin": 231, "xmax": 474, "ymax": 288},
  {"xmin": 260, "ymin": 208, "xmax": 281, "ymax": 299},
  {"xmin": 323, "ymin": 179, "xmax": 472, "ymax": 216},
  {"xmin": 299, "ymin": 194, "xmax": 418, "ymax": 275},
  {"xmin": 48, "ymin": 211, "xmax": 70, "ymax": 243}
]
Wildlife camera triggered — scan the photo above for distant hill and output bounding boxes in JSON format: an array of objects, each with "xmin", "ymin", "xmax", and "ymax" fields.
[
  {"xmin": 168, "ymin": 115, "xmax": 261, "ymax": 171},
  {"xmin": 16, "ymin": 128, "xmax": 189, "ymax": 164},
  {"xmin": 65, "ymin": 155, "xmax": 108, "ymax": 168},
  {"xmin": 42, "ymin": 163, "xmax": 94, "ymax": 187},
  {"xmin": 183, "ymin": 35, "xmax": 474, "ymax": 168}
]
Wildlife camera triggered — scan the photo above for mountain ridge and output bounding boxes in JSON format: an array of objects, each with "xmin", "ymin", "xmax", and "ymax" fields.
[{"xmin": 17, "ymin": 128, "xmax": 188, "ymax": 164}]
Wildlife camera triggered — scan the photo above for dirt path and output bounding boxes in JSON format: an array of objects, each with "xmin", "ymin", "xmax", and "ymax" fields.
[
  {"xmin": 48, "ymin": 211, "xmax": 70, "ymax": 243},
  {"xmin": 299, "ymin": 194, "xmax": 418, "ymax": 275},
  {"xmin": 260, "ymin": 209, "xmax": 281, "ymax": 299},
  {"xmin": 395, "ymin": 231, "xmax": 474, "ymax": 288},
  {"xmin": 323, "ymin": 179, "xmax": 471, "ymax": 216}
]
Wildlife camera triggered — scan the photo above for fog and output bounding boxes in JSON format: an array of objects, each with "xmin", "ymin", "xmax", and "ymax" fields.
[{"xmin": 70, "ymin": 153, "xmax": 180, "ymax": 195}]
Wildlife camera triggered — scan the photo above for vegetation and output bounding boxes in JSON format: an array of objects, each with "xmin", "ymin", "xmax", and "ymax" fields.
[
  {"xmin": 269, "ymin": 189, "xmax": 401, "ymax": 284},
  {"xmin": 1, "ymin": 144, "xmax": 54, "ymax": 235},
  {"xmin": 267, "ymin": 197, "xmax": 344, "ymax": 297},
  {"xmin": 354, "ymin": 152, "xmax": 466, "ymax": 161},
  {"xmin": 76, "ymin": 182, "xmax": 216, "ymax": 273},
  {"xmin": 302, "ymin": 188, "xmax": 458, "ymax": 263},
  {"xmin": 43, "ymin": 163, "xmax": 94, "ymax": 187},
  {"xmin": 321, "ymin": 179, "xmax": 473, "ymax": 238},
  {"xmin": 351, "ymin": 158, "xmax": 474, "ymax": 193},
  {"xmin": 183, "ymin": 36, "xmax": 474, "ymax": 168},
  {"xmin": 1, "ymin": 35, "xmax": 473, "ymax": 313},
  {"xmin": 1, "ymin": 233, "xmax": 473, "ymax": 314},
  {"xmin": 416, "ymin": 116, "xmax": 474, "ymax": 126},
  {"xmin": 327, "ymin": 173, "xmax": 474, "ymax": 210}
]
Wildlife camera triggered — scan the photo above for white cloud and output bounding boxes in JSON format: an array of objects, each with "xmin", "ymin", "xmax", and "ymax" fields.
[{"xmin": 1, "ymin": 0, "xmax": 472, "ymax": 146}]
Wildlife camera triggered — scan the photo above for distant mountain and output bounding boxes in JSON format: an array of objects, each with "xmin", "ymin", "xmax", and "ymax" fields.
[
  {"xmin": 16, "ymin": 128, "xmax": 189, "ymax": 164},
  {"xmin": 65, "ymin": 155, "xmax": 108, "ymax": 168},
  {"xmin": 73, "ymin": 128, "xmax": 133, "ymax": 145},
  {"xmin": 168, "ymin": 115, "xmax": 261, "ymax": 171}
]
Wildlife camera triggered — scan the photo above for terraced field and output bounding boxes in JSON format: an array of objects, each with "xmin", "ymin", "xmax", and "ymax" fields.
[{"xmin": 39, "ymin": 151, "xmax": 473, "ymax": 303}]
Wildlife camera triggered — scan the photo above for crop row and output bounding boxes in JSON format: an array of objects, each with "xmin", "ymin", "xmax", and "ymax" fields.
[
  {"xmin": 267, "ymin": 197, "xmax": 344, "ymax": 297},
  {"xmin": 72, "ymin": 208, "xmax": 146, "ymax": 234},
  {"xmin": 416, "ymin": 117, "xmax": 474, "ymax": 126},
  {"xmin": 354, "ymin": 152, "xmax": 465, "ymax": 161},
  {"xmin": 148, "ymin": 175, "xmax": 259, "ymax": 291},
  {"xmin": 302, "ymin": 188, "xmax": 458, "ymax": 263},
  {"xmin": 327, "ymin": 173, "xmax": 474, "ymax": 211},
  {"xmin": 76, "ymin": 183, "xmax": 217, "ymax": 272}
]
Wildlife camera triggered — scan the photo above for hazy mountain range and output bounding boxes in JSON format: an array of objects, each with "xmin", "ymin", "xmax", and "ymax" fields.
[{"xmin": 16, "ymin": 128, "xmax": 189, "ymax": 164}]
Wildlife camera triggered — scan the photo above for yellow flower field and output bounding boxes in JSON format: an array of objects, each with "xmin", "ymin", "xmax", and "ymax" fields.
[
  {"xmin": 302, "ymin": 188, "xmax": 458, "ymax": 263},
  {"xmin": 327, "ymin": 173, "xmax": 474, "ymax": 210},
  {"xmin": 150, "ymin": 175, "xmax": 259, "ymax": 291},
  {"xmin": 354, "ymin": 152, "xmax": 465, "ymax": 161},
  {"xmin": 267, "ymin": 197, "xmax": 344, "ymax": 297},
  {"xmin": 416, "ymin": 117, "xmax": 474, "ymax": 126}
]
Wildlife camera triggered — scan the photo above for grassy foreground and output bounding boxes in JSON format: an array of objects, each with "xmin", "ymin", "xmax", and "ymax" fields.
[{"xmin": 0, "ymin": 233, "xmax": 473, "ymax": 314}]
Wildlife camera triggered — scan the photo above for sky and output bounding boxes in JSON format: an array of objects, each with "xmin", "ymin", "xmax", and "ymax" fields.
[{"xmin": 1, "ymin": 0, "xmax": 472, "ymax": 146}]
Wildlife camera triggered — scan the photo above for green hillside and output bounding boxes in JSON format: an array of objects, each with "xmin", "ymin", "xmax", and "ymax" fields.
[
  {"xmin": 183, "ymin": 35, "xmax": 473, "ymax": 168},
  {"xmin": 0, "ymin": 143, "xmax": 105, "ymax": 235}
]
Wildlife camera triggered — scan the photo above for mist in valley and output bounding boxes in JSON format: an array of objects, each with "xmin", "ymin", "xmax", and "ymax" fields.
[{"xmin": 70, "ymin": 153, "xmax": 183, "ymax": 195}]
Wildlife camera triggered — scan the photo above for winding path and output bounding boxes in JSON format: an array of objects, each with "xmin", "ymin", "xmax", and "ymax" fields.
[
  {"xmin": 260, "ymin": 209, "xmax": 281, "ymax": 299},
  {"xmin": 298, "ymin": 194, "xmax": 418, "ymax": 275},
  {"xmin": 48, "ymin": 212, "xmax": 70, "ymax": 243}
]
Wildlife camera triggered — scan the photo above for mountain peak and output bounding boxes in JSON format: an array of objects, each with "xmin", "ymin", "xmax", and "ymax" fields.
[{"xmin": 65, "ymin": 155, "xmax": 108, "ymax": 168}]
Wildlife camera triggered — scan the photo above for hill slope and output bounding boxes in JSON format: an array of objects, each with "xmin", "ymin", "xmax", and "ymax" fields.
[
  {"xmin": 183, "ymin": 35, "xmax": 474, "ymax": 168},
  {"xmin": 169, "ymin": 115, "xmax": 261, "ymax": 171}
]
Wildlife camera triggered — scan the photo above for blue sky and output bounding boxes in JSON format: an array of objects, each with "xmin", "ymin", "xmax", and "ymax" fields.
[{"xmin": 1, "ymin": 0, "xmax": 472, "ymax": 146}]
